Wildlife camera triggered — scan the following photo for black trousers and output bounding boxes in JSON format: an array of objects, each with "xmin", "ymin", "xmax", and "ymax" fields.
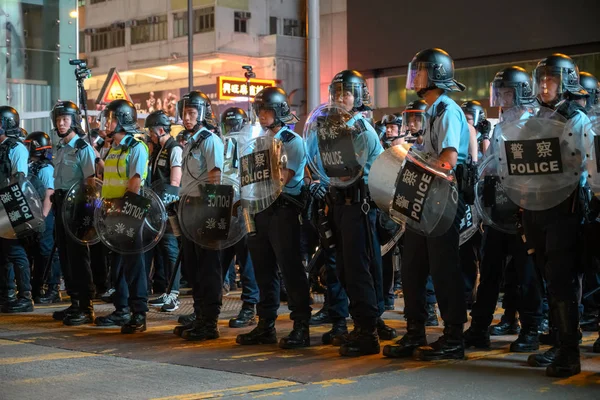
[
  {"xmin": 111, "ymin": 252, "xmax": 148, "ymax": 313},
  {"xmin": 460, "ymin": 232, "xmax": 481, "ymax": 306},
  {"xmin": 247, "ymin": 203, "xmax": 311, "ymax": 321},
  {"xmin": 582, "ymin": 222, "xmax": 600, "ymax": 313}
]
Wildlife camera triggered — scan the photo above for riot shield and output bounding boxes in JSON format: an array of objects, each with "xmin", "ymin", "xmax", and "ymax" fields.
[
  {"xmin": 0, "ymin": 174, "xmax": 45, "ymax": 239},
  {"xmin": 62, "ymin": 178, "xmax": 103, "ymax": 245},
  {"xmin": 474, "ymin": 155, "xmax": 520, "ymax": 234},
  {"xmin": 585, "ymin": 107, "xmax": 600, "ymax": 196},
  {"xmin": 151, "ymin": 179, "xmax": 180, "ymax": 206},
  {"xmin": 178, "ymin": 175, "xmax": 246, "ymax": 250},
  {"xmin": 459, "ymin": 204, "xmax": 480, "ymax": 246},
  {"xmin": 303, "ymin": 103, "xmax": 368, "ymax": 188},
  {"xmin": 495, "ymin": 108, "xmax": 585, "ymax": 210},
  {"xmin": 369, "ymin": 147, "xmax": 459, "ymax": 237},
  {"xmin": 94, "ymin": 186, "xmax": 167, "ymax": 255},
  {"xmin": 238, "ymin": 135, "xmax": 286, "ymax": 214}
]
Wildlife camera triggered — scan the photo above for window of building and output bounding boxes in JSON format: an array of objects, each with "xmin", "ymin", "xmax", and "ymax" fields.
[
  {"xmin": 283, "ymin": 18, "xmax": 305, "ymax": 37},
  {"xmin": 79, "ymin": 30, "xmax": 85, "ymax": 53},
  {"xmin": 90, "ymin": 0, "xmax": 105, "ymax": 4},
  {"xmin": 269, "ymin": 16, "xmax": 278, "ymax": 35},
  {"xmin": 234, "ymin": 11, "xmax": 251, "ymax": 33},
  {"xmin": 90, "ymin": 25, "xmax": 125, "ymax": 52},
  {"xmin": 173, "ymin": 6, "xmax": 215, "ymax": 38},
  {"xmin": 131, "ymin": 15, "xmax": 167, "ymax": 45}
]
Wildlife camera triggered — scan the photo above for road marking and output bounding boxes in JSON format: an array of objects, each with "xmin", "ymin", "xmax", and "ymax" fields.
[
  {"xmin": 0, "ymin": 352, "xmax": 98, "ymax": 365},
  {"xmin": 553, "ymin": 371, "xmax": 600, "ymax": 387},
  {"xmin": 252, "ymin": 392, "xmax": 284, "ymax": 398},
  {"xmin": 312, "ymin": 378, "xmax": 356, "ymax": 388},
  {"xmin": 0, "ymin": 339, "xmax": 21, "ymax": 346},
  {"xmin": 151, "ymin": 381, "xmax": 299, "ymax": 400},
  {"xmin": 230, "ymin": 352, "xmax": 276, "ymax": 359}
]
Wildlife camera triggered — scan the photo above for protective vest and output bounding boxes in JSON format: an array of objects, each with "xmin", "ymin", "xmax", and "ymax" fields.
[
  {"xmin": 0, "ymin": 137, "xmax": 19, "ymax": 185},
  {"xmin": 102, "ymin": 136, "xmax": 149, "ymax": 199},
  {"xmin": 151, "ymin": 137, "xmax": 181, "ymax": 184}
]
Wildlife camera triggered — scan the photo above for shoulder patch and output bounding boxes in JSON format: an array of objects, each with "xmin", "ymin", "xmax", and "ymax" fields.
[
  {"xmin": 75, "ymin": 138, "xmax": 88, "ymax": 150},
  {"xmin": 279, "ymin": 129, "xmax": 295, "ymax": 143}
]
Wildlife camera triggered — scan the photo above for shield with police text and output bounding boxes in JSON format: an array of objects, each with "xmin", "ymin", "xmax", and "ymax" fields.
[
  {"xmin": 94, "ymin": 186, "xmax": 167, "ymax": 255},
  {"xmin": 178, "ymin": 175, "xmax": 246, "ymax": 250},
  {"xmin": 303, "ymin": 103, "xmax": 368, "ymax": 188},
  {"xmin": 62, "ymin": 178, "xmax": 103, "ymax": 245},
  {"xmin": 151, "ymin": 179, "xmax": 181, "ymax": 206},
  {"xmin": 0, "ymin": 174, "xmax": 45, "ymax": 239},
  {"xmin": 238, "ymin": 135, "xmax": 286, "ymax": 214},
  {"xmin": 369, "ymin": 147, "xmax": 458, "ymax": 237},
  {"xmin": 459, "ymin": 204, "xmax": 480, "ymax": 246},
  {"xmin": 495, "ymin": 108, "xmax": 585, "ymax": 210}
]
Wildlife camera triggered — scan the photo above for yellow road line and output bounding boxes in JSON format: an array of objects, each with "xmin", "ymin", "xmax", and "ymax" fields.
[
  {"xmin": 150, "ymin": 381, "xmax": 299, "ymax": 400},
  {"xmin": 553, "ymin": 371, "xmax": 600, "ymax": 387},
  {"xmin": 229, "ymin": 352, "xmax": 276, "ymax": 359},
  {"xmin": 0, "ymin": 352, "xmax": 98, "ymax": 365},
  {"xmin": 0, "ymin": 339, "xmax": 21, "ymax": 346}
]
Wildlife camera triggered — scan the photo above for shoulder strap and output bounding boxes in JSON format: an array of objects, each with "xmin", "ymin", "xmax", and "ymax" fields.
[
  {"xmin": 279, "ymin": 128, "xmax": 296, "ymax": 143},
  {"xmin": 75, "ymin": 138, "xmax": 88, "ymax": 150}
]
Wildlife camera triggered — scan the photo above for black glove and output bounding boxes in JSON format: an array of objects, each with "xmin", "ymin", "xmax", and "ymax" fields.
[
  {"xmin": 309, "ymin": 182, "xmax": 328, "ymax": 200},
  {"xmin": 477, "ymin": 119, "xmax": 491, "ymax": 139}
]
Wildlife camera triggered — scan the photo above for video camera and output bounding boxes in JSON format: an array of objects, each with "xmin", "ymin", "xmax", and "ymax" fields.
[
  {"xmin": 242, "ymin": 65, "xmax": 256, "ymax": 80},
  {"xmin": 69, "ymin": 59, "xmax": 91, "ymax": 81}
]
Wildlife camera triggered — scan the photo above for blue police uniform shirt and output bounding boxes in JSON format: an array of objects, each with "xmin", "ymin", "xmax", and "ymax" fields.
[
  {"xmin": 36, "ymin": 164, "xmax": 55, "ymax": 191},
  {"xmin": 274, "ymin": 126, "xmax": 306, "ymax": 196},
  {"xmin": 347, "ymin": 113, "xmax": 383, "ymax": 185},
  {"xmin": 54, "ymin": 135, "xmax": 96, "ymax": 190},
  {"xmin": 424, "ymin": 93, "xmax": 470, "ymax": 165},
  {"xmin": 120, "ymin": 136, "xmax": 149, "ymax": 180},
  {"xmin": 9, "ymin": 142, "xmax": 29, "ymax": 177},
  {"xmin": 181, "ymin": 128, "xmax": 224, "ymax": 190}
]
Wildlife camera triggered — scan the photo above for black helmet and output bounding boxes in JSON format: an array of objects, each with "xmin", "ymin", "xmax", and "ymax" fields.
[
  {"xmin": 177, "ymin": 90, "xmax": 216, "ymax": 130},
  {"xmin": 253, "ymin": 87, "xmax": 299, "ymax": 128},
  {"xmin": 490, "ymin": 66, "xmax": 535, "ymax": 108},
  {"xmin": 533, "ymin": 53, "xmax": 587, "ymax": 102},
  {"xmin": 401, "ymin": 100, "xmax": 428, "ymax": 137},
  {"xmin": 24, "ymin": 131, "xmax": 52, "ymax": 158},
  {"xmin": 221, "ymin": 107, "xmax": 248, "ymax": 136},
  {"xmin": 461, "ymin": 101, "xmax": 486, "ymax": 126},
  {"xmin": 51, "ymin": 100, "xmax": 83, "ymax": 137},
  {"xmin": 374, "ymin": 120, "xmax": 386, "ymax": 140},
  {"xmin": 580, "ymin": 71, "xmax": 599, "ymax": 108},
  {"xmin": 406, "ymin": 48, "xmax": 465, "ymax": 96},
  {"xmin": 145, "ymin": 110, "xmax": 172, "ymax": 133},
  {"xmin": 0, "ymin": 106, "xmax": 22, "ymax": 138},
  {"xmin": 382, "ymin": 113, "xmax": 402, "ymax": 128},
  {"xmin": 101, "ymin": 99, "xmax": 139, "ymax": 135},
  {"xmin": 329, "ymin": 70, "xmax": 372, "ymax": 111}
]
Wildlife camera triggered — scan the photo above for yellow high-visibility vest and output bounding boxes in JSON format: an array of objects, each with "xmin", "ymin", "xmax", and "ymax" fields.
[{"xmin": 102, "ymin": 137, "xmax": 148, "ymax": 199}]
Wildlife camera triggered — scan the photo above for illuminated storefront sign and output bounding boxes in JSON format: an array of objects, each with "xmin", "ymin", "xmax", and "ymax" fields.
[{"xmin": 218, "ymin": 76, "xmax": 276, "ymax": 100}]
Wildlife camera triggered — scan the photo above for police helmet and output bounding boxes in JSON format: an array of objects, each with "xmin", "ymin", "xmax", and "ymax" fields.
[
  {"xmin": 579, "ymin": 71, "xmax": 599, "ymax": 108},
  {"xmin": 101, "ymin": 99, "xmax": 139, "ymax": 135},
  {"xmin": 177, "ymin": 90, "xmax": 216, "ymax": 130},
  {"xmin": 533, "ymin": 54, "xmax": 587, "ymax": 102},
  {"xmin": 490, "ymin": 66, "xmax": 536, "ymax": 108},
  {"xmin": 145, "ymin": 110, "xmax": 172, "ymax": 133},
  {"xmin": 406, "ymin": 48, "xmax": 465, "ymax": 96},
  {"xmin": 51, "ymin": 100, "xmax": 83, "ymax": 137},
  {"xmin": 0, "ymin": 106, "xmax": 22, "ymax": 138},
  {"xmin": 221, "ymin": 107, "xmax": 248, "ymax": 136},
  {"xmin": 24, "ymin": 131, "xmax": 52, "ymax": 158},
  {"xmin": 329, "ymin": 70, "xmax": 372, "ymax": 111},
  {"xmin": 374, "ymin": 119, "xmax": 386, "ymax": 140},
  {"xmin": 382, "ymin": 113, "xmax": 403, "ymax": 128},
  {"xmin": 252, "ymin": 87, "xmax": 299, "ymax": 127},
  {"xmin": 401, "ymin": 100, "xmax": 428, "ymax": 137},
  {"xmin": 461, "ymin": 101, "xmax": 486, "ymax": 126}
]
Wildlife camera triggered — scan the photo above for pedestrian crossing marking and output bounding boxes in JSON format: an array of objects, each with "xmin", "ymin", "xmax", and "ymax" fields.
[
  {"xmin": 0, "ymin": 352, "xmax": 98, "ymax": 365},
  {"xmin": 150, "ymin": 381, "xmax": 299, "ymax": 400}
]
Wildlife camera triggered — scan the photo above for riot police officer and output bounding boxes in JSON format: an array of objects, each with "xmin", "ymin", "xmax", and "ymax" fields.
[
  {"xmin": 381, "ymin": 113, "xmax": 404, "ymax": 148},
  {"xmin": 51, "ymin": 100, "xmax": 97, "ymax": 325},
  {"xmin": 383, "ymin": 48, "xmax": 470, "ymax": 361},
  {"xmin": 0, "ymin": 106, "xmax": 34, "ymax": 313},
  {"xmin": 524, "ymin": 54, "xmax": 590, "ymax": 377},
  {"xmin": 579, "ymin": 71, "xmax": 599, "ymax": 111},
  {"xmin": 236, "ymin": 87, "xmax": 313, "ymax": 349},
  {"xmin": 401, "ymin": 99, "xmax": 427, "ymax": 149},
  {"xmin": 171, "ymin": 91, "xmax": 225, "ymax": 341},
  {"xmin": 23, "ymin": 131, "xmax": 61, "ymax": 304},
  {"xmin": 461, "ymin": 100, "xmax": 491, "ymax": 158},
  {"xmin": 96, "ymin": 99, "xmax": 150, "ymax": 333},
  {"xmin": 144, "ymin": 110, "xmax": 183, "ymax": 312}
]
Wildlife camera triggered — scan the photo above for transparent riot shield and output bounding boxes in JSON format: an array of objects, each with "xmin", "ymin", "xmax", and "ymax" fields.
[
  {"xmin": 94, "ymin": 186, "xmax": 167, "ymax": 255},
  {"xmin": 585, "ymin": 107, "xmax": 600, "ymax": 196},
  {"xmin": 62, "ymin": 178, "xmax": 103, "ymax": 245},
  {"xmin": 178, "ymin": 175, "xmax": 246, "ymax": 250},
  {"xmin": 459, "ymin": 204, "xmax": 480, "ymax": 246},
  {"xmin": 151, "ymin": 179, "xmax": 180, "ymax": 207},
  {"xmin": 238, "ymin": 135, "xmax": 286, "ymax": 214},
  {"xmin": 474, "ymin": 155, "xmax": 520, "ymax": 234},
  {"xmin": 0, "ymin": 174, "xmax": 45, "ymax": 239},
  {"xmin": 369, "ymin": 147, "xmax": 459, "ymax": 237},
  {"xmin": 303, "ymin": 103, "xmax": 368, "ymax": 188},
  {"xmin": 495, "ymin": 108, "xmax": 585, "ymax": 210}
]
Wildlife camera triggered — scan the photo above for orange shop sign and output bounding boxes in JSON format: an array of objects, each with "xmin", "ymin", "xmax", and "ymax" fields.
[{"xmin": 217, "ymin": 76, "xmax": 276, "ymax": 101}]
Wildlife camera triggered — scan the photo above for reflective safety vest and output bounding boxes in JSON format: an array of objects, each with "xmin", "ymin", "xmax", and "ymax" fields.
[{"xmin": 102, "ymin": 136, "xmax": 148, "ymax": 199}]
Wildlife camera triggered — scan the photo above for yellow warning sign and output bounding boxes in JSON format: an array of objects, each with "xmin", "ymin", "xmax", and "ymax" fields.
[{"xmin": 95, "ymin": 68, "xmax": 132, "ymax": 104}]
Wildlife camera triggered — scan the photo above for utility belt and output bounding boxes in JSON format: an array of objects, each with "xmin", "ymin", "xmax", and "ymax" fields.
[
  {"xmin": 329, "ymin": 179, "xmax": 371, "ymax": 206},
  {"xmin": 274, "ymin": 191, "xmax": 306, "ymax": 211}
]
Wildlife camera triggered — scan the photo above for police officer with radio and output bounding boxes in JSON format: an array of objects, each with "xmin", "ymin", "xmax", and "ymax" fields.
[
  {"xmin": 0, "ymin": 106, "xmax": 34, "ymax": 313},
  {"xmin": 171, "ymin": 91, "xmax": 225, "ymax": 341},
  {"xmin": 236, "ymin": 87, "xmax": 313, "ymax": 349},
  {"xmin": 51, "ymin": 100, "xmax": 97, "ymax": 325},
  {"xmin": 96, "ymin": 99, "xmax": 150, "ymax": 333},
  {"xmin": 383, "ymin": 48, "xmax": 470, "ymax": 361}
]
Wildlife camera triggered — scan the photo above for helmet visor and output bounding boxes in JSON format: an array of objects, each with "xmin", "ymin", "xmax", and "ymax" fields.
[
  {"xmin": 406, "ymin": 62, "xmax": 434, "ymax": 91},
  {"xmin": 100, "ymin": 110, "xmax": 118, "ymax": 132},
  {"xmin": 176, "ymin": 99, "xmax": 206, "ymax": 125},
  {"xmin": 490, "ymin": 82, "xmax": 518, "ymax": 108},
  {"xmin": 532, "ymin": 66, "xmax": 566, "ymax": 102},
  {"xmin": 401, "ymin": 110, "xmax": 426, "ymax": 137},
  {"xmin": 222, "ymin": 118, "xmax": 244, "ymax": 136},
  {"xmin": 328, "ymin": 82, "xmax": 363, "ymax": 107}
]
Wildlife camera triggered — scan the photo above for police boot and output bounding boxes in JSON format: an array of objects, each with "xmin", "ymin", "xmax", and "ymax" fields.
[
  {"xmin": 173, "ymin": 322, "xmax": 194, "ymax": 337},
  {"xmin": 38, "ymin": 285, "xmax": 62, "ymax": 304},
  {"xmin": 382, "ymin": 320, "xmax": 426, "ymax": 358},
  {"xmin": 236, "ymin": 318, "xmax": 277, "ymax": 345},
  {"xmin": 413, "ymin": 324, "xmax": 465, "ymax": 361},
  {"xmin": 546, "ymin": 301, "xmax": 581, "ymax": 378},
  {"xmin": 178, "ymin": 312, "xmax": 196, "ymax": 325},
  {"xmin": 539, "ymin": 326, "xmax": 558, "ymax": 346},
  {"xmin": 63, "ymin": 298, "xmax": 94, "ymax": 326},
  {"xmin": 0, "ymin": 289, "xmax": 16, "ymax": 307},
  {"xmin": 527, "ymin": 346, "xmax": 559, "ymax": 367},
  {"xmin": 579, "ymin": 309, "xmax": 599, "ymax": 332},
  {"xmin": 53, "ymin": 298, "xmax": 79, "ymax": 321},
  {"xmin": 464, "ymin": 321, "xmax": 491, "ymax": 349},
  {"xmin": 229, "ymin": 305, "xmax": 256, "ymax": 328},
  {"xmin": 121, "ymin": 313, "xmax": 147, "ymax": 334},
  {"xmin": 376, "ymin": 318, "xmax": 398, "ymax": 340},
  {"xmin": 490, "ymin": 312, "xmax": 520, "ymax": 336},
  {"xmin": 95, "ymin": 308, "xmax": 131, "ymax": 327},
  {"xmin": 510, "ymin": 324, "xmax": 540, "ymax": 353},
  {"xmin": 332, "ymin": 322, "xmax": 358, "ymax": 346},
  {"xmin": 2, "ymin": 292, "xmax": 34, "ymax": 313},
  {"xmin": 181, "ymin": 316, "xmax": 219, "ymax": 341},
  {"xmin": 339, "ymin": 325, "xmax": 380, "ymax": 357},
  {"xmin": 593, "ymin": 333, "xmax": 600, "ymax": 353},
  {"xmin": 309, "ymin": 307, "xmax": 331, "ymax": 326},
  {"xmin": 279, "ymin": 320, "xmax": 310, "ymax": 349},
  {"xmin": 322, "ymin": 319, "xmax": 348, "ymax": 345},
  {"xmin": 426, "ymin": 303, "xmax": 439, "ymax": 327}
]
